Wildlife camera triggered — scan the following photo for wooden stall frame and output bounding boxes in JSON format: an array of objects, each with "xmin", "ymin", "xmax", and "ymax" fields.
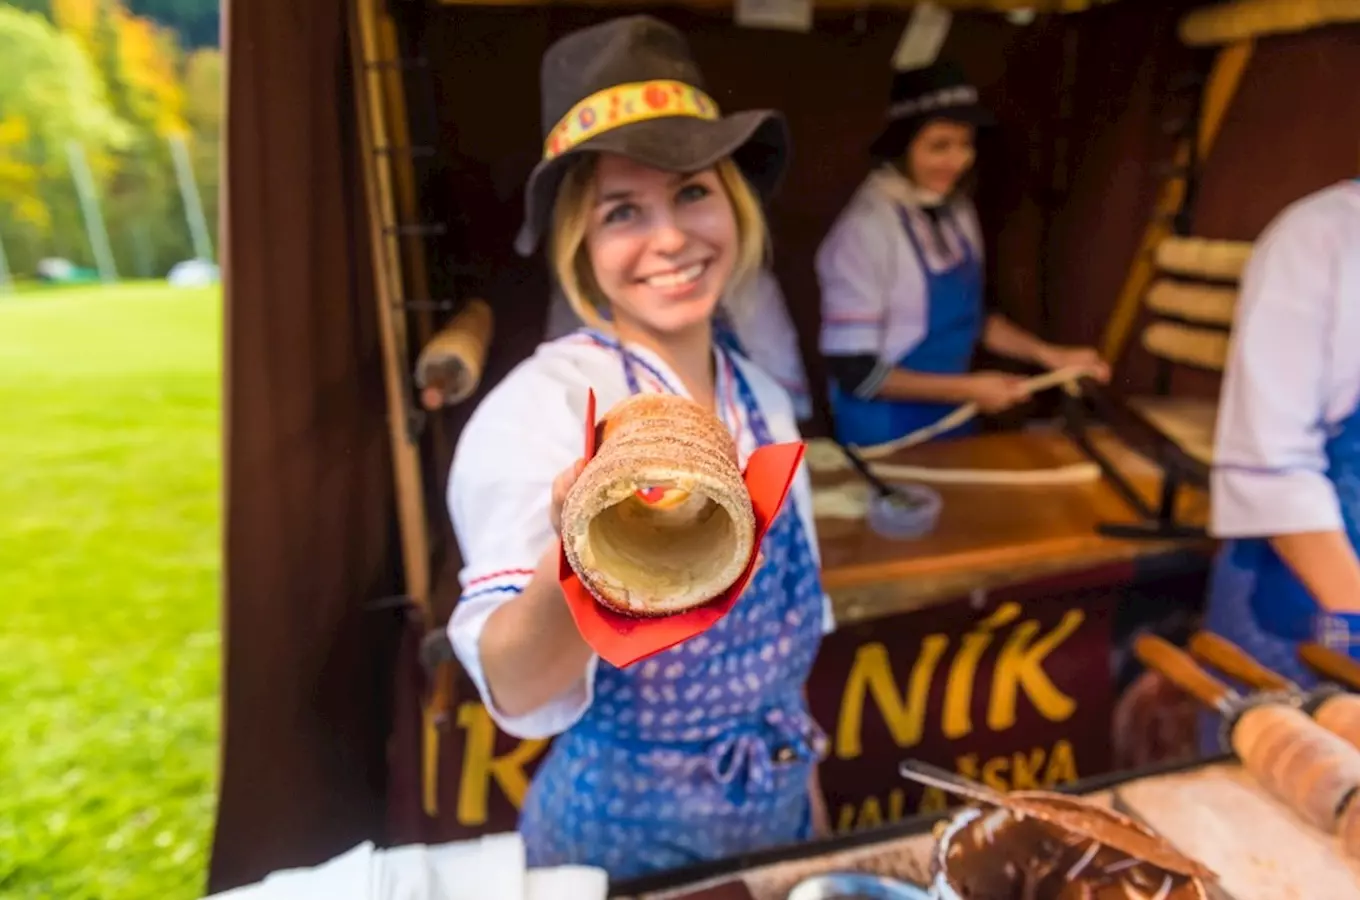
[
  {"xmin": 1098, "ymin": 37, "xmax": 1254, "ymax": 366},
  {"xmin": 1180, "ymin": 0, "xmax": 1360, "ymax": 47},
  {"xmin": 348, "ymin": 0, "xmax": 450, "ymax": 819}
]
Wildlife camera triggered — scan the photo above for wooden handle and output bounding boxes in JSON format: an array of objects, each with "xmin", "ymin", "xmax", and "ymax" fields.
[
  {"xmin": 414, "ymin": 298, "xmax": 494, "ymax": 408},
  {"xmin": 1189, "ymin": 631, "xmax": 1296, "ymax": 692},
  {"xmin": 1301, "ymin": 642, "xmax": 1360, "ymax": 689},
  {"xmin": 1134, "ymin": 633, "xmax": 1232, "ymax": 709}
]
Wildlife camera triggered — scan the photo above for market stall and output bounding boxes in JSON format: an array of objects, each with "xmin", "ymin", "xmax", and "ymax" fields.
[{"xmin": 215, "ymin": 0, "xmax": 1360, "ymax": 891}]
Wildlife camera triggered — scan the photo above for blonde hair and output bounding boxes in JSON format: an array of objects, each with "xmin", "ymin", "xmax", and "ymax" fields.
[{"xmin": 548, "ymin": 155, "xmax": 768, "ymax": 330}]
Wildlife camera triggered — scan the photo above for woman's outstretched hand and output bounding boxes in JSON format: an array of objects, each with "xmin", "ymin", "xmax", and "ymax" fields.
[{"xmin": 549, "ymin": 458, "xmax": 587, "ymax": 536}]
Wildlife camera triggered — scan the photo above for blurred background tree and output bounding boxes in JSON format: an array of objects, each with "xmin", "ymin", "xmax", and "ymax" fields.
[{"xmin": 0, "ymin": 0, "xmax": 220, "ymax": 280}]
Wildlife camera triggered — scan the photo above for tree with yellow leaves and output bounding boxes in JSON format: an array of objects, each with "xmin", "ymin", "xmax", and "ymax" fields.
[{"xmin": 0, "ymin": 5, "xmax": 128, "ymax": 274}]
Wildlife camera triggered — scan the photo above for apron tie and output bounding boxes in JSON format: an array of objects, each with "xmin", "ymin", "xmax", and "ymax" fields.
[{"xmin": 703, "ymin": 707, "xmax": 829, "ymax": 804}]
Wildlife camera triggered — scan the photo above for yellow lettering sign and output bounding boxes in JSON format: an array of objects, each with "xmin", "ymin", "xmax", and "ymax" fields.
[
  {"xmin": 980, "ymin": 753, "xmax": 1010, "ymax": 792},
  {"xmin": 1045, "ymin": 739, "xmax": 1078, "ymax": 785},
  {"xmin": 455, "ymin": 703, "xmax": 548, "ymax": 826},
  {"xmin": 942, "ymin": 603, "xmax": 1021, "ymax": 739},
  {"xmin": 1009, "ymin": 746, "xmax": 1047, "ymax": 790},
  {"xmin": 834, "ymin": 635, "xmax": 948, "ymax": 759},
  {"xmin": 987, "ymin": 610, "xmax": 1084, "ymax": 730},
  {"xmin": 832, "ymin": 743, "xmax": 1083, "ymax": 833}
]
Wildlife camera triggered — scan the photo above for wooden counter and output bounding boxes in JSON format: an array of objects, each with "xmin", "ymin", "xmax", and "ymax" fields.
[
  {"xmin": 813, "ymin": 426, "xmax": 1210, "ymax": 626},
  {"xmin": 628, "ymin": 760, "xmax": 1360, "ymax": 900}
]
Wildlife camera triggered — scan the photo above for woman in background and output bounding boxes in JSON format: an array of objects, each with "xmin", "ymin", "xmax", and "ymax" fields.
[{"xmin": 817, "ymin": 61, "xmax": 1107, "ymax": 448}]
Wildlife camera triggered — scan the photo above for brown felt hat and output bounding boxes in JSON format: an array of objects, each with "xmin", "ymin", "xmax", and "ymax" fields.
[{"xmin": 514, "ymin": 15, "xmax": 790, "ymax": 257}]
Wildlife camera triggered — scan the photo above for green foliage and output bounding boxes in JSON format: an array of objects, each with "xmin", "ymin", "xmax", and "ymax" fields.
[
  {"xmin": 1, "ymin": 0, "xmax": 54, "ymax": 19},
  {"xmin": 0, "ymin": 283, "xmax": 222, "ymax": 899},
  {"xmin": 0, "ymin": 4, "xmax": 130, "ymax": 272},
  {"xmin": 0, "ymin": 0, "xmax": 221, "ymax": 278}
]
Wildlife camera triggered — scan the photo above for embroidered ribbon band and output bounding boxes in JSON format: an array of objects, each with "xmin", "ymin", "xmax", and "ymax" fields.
[
  {"xmin": 887, "ymin": 85, "xmax": 979, "ymax": 121},
  {"xmin": 544, "ymin": 80, "xmax": 720, "ymax": 161}
]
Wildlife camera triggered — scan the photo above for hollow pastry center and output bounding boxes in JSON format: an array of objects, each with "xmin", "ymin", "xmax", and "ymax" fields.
[{"xmin": 585, "ymin": 489, "xmax": 735, "ymax": 595}]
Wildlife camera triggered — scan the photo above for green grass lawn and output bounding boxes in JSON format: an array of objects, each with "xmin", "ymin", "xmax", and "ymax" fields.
[{"xmin": 0, "ymin": 282, "xmax": 221, "ymax": 899}]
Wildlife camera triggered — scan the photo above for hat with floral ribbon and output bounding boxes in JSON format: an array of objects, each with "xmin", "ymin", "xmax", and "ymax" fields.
[{"xmin": 514, "ymin": 15, "xmax": 789, "ymax": 256}]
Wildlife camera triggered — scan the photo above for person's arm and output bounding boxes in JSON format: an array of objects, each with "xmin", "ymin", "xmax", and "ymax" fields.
[
  {"xmin": 981, "ymin": 314, "xmax": 1051, "ymax": 366},
  {"xmin": 983, "ymin": 314, "xmax": 1111, "ymax": 381},
  {"xmin": 477, "ymin": 459, "xmax": 596, "ymax": 716},
  {"xmin": 824, "ymin": 354, "xmax": 1028, "ymax": 413},
  {"xmin": 1270, "ymin": 532, "xmax": 1360, "ymax": 614},
  {"xmin": 1211, "ymin": 195, "xmax": 1358, "ymax": 612},
  {"xmin": 446, "ymin": 389, "xmax": 598, "ymax": 739}
]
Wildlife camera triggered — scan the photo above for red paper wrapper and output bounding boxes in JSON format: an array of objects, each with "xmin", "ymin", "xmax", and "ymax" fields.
[{"xmin": 559, "ymin": 389, "xmax": 805, "ymax": 668}]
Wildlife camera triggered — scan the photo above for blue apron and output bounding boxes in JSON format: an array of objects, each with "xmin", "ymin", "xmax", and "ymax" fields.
[
  {"xmin": 519, "ymin": 342, "xmax": 829, "ymax": 880},
  {"xmin": 829, "ymin": 206, "xmax": 985, "ymax": 447},
  {"xmin": 1198, "ymin": 397, "xmax": 1360, "ymax": 754}
]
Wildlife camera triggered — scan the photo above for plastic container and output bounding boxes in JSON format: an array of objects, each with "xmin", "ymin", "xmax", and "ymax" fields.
[{"xmin": 866, "ymin": 484, "xmax": 942, "ymax": 541}]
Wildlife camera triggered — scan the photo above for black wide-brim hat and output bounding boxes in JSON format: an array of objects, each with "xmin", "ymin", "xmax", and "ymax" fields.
[
  {"xmin": 868, "ymin": 60, "xmax": 995, "ymax": 161},
  {"xmin": 514, "ymin": 15, "xmax": 790, "ymax": 257}
]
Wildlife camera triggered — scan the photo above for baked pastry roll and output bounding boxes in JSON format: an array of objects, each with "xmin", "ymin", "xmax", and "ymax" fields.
[{"xmin": 560, "ymin": 393, "xmax": 756, "ymax": 616}]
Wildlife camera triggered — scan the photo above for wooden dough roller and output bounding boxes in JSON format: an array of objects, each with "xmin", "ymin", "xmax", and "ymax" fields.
[
  {"xmin": 1298, "ymin": 642, "xmax": 1360, "ymax": 859},
  {"xmin": 1135, "ymin": 634, "xmax": 1360, "ymax": 834},
  {"xmin": 414, "ymin": 298, "xmax": 493, "ymax": 409},
  {"xmin": 1189, "ymin": 632, "xmax": 1360, "ymax": 746}
]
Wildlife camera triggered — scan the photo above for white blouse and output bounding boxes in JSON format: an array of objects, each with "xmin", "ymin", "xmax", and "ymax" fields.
[
  {"xmin": 816, "ymin": 166, "xmax": 985, "ymax": 393},
  {"xmin": 542, "ymin": 270, "xmax": 813, "ymax": 421},
  {"xmin": 1211, "ymin": 180, "xmax": 1360, "ymax": 538},
  {"xmin": 445, "ymin": 330, "xmax": 835, "ymax": 740}
]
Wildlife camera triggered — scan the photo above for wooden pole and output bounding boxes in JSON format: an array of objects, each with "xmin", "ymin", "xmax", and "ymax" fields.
[
  {"xmin": 1098, "ymin": 39, "xmax": 1253, "ymax": 364},
  {"xmin": 350, "ymin": 0, "xmax": 446, "ymax": 818}
]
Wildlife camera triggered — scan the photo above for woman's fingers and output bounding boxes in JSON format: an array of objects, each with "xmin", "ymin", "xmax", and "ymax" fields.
[{"xmin": 549, "ymin": 458, "xmax": 587, "ymax": 535}]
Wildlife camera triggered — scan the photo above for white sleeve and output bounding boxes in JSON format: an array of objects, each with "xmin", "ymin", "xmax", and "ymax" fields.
[
  {"xmin": 1210, "ymin": 203, "xmax": 1344, "ymax": 538},
  {"xmin": 817, "ymin": 203, "xmax": 893, "ymax": 359},
  {"xmin": 738, "ymin": 356, "xmax": 836, "ymax": 634},
  {"xmin": 732, "ymin": 271, "xmax": 812, "ymax": 420},
  {"xmin": 446, "ymin": 369, "xmax": 600, "ymax": 739}
]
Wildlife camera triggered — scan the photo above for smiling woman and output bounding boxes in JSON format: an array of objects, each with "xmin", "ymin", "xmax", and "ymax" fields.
[
  {"xmin": 549, "ymin": 154, "xmax": 767, "ymax": 348},
  {"xmin": 443, "ymin": 14, "xmax": 835, "ymax": 882},
  {"xmin": 817, "ymin": 61, "xmax": 1111, "ymax": 449}
]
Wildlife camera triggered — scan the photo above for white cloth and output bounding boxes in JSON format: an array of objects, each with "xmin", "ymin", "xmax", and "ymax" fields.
[
  {"xmin": 1211, "ymin": 180, "xmax": 1360, "ymax": 538},
  {"xmin": 446, "ymin": 329, "xmax": 836, "ymax": 740},
  {"xmin": 542, "ymin": 270, "xmax": 813, "ymax": 420},
  {"xmin": 202, "ymin": 833, "xmax": 604, "ymax": 900},
  {"xmin": 816, "ymin": 166, "xmax": 984, "ymax": 392}
]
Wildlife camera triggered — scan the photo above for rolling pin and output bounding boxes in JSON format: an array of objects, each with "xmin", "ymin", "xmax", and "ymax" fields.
[
  {"xmin": 1298, "ymin": 643, "xmax": 1360, "ymax": 860},
  {"xmin": 414, "ymin": 298, "xmax": 493, "ymax": 409},
  {"xmin": 1135, "ymin": 634, "xmax": 1360, "ymax": 833}
]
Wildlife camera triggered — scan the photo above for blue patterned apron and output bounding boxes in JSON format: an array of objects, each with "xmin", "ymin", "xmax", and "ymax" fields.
[
  {"xmin": 1198, "ymin": 398, "xmax": 1360, "ymax": 754},
  {"xmin": 519, "ymin": 342, "xmax": 830, "ymax": 880},
  {"xmin": 830, "ymin": 206, "xmax": 985, "ymax": 447}
]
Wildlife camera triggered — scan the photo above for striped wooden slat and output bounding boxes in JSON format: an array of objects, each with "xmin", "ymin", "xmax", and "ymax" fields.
[
  {"xmin": 1155, "ymin": 236, "xmax": 1255, "ymax": 282},
  {"xmin": 1145, "ymin": 279, "xmax": 1238, "ymax": 327},
  {"xmin": 1142, "ymin": 321, "xmax": 1231, "ymax": 371}
]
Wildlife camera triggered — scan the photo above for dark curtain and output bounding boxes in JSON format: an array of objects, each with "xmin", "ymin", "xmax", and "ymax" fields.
[{"xmin": 212, "ymin": 0, "xmax": 402, "ymax": 890}]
